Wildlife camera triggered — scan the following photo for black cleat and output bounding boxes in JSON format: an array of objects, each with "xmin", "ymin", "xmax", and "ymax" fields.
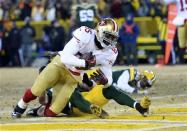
[
  {"xmin": 135, "ymin": 103, "xmax": 149, "ymax": 117},
  {"xmin": 11, "ymin": 105, "xmax": 26, "ymax": 118},
  {"xmin": 26, "ymin": 105, "xmax": 45, "ymax": 117}
]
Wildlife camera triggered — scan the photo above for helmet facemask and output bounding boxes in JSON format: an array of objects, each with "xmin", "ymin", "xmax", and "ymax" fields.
[
  {"xmin": 140, "ymin": 70, "xmax": 156, "ymax": 88},
  {"xmin": 96, "ymin": 18, "xmax": 119, "ymax": 48}
]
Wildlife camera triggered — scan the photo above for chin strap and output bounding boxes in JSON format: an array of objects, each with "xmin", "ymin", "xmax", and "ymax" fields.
[{"xmin": 94, "ymin": 35, "xmax": 103, "ymax": 49}]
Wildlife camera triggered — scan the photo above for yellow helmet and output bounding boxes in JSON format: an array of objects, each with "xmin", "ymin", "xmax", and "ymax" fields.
[
  {"xmin": 95, "ymin": 18, "xmax": 119, "ymax": 48},
  {"xmin": 142, "ymin": 70, "xmax": 156, "ymax": 87}
]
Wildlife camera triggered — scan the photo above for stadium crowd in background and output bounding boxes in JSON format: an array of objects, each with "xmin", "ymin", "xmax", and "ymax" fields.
[
  {"xmin": 0, "ymin": 0, "xmax": 186, "ymax": 67},
  {"xmin": 0, "ymin": 0, "xmax": 167, "ymax": 21}
]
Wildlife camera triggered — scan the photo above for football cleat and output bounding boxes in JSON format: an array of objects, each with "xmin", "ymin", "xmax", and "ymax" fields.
[
  {"xmin": 11, "ymin": 105, "xmax": 26, "ymax": 118},
  {"xmin": 90, "ymin": 104, "xmax": 109, "ymax": 119},
  {"xmin": 135, "ymin": 103, "xmax": 149, "ymax": 117},
  {"xmin": 135, "ymin": 96, "xmax": 151, "ymax": 117},
  {"xmin": 26, "ymin": 105, "xmax": 45, "ymax": 117},
  {"xmin": 12, "ymin": 111, "xmax": 22, "ymax": 118}
]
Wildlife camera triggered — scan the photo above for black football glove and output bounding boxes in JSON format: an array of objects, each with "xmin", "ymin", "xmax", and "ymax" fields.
[
  {"xmin": 90, "ymin": 69, "xmax": 108, "ymax": 85},
  {"xmin": 82, "ymin": 73, "xmax": 93, "ymax": 87}
]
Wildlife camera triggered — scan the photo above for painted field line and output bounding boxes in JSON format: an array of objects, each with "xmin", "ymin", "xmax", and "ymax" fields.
[
  {"xmin": 150, "ymin": 94, "xmax": 187, "ymax": 100},
  {"xmin": 136, "ymin": 124, "xmax": 187, "ymax": 131},
  {"xmin": 151, "ymin": 107, "xmax": 187, "ymax": 113},
  {"xmin": 0, "ymin": 122, "xmax": 164, "ymax": 131},
  {"xmin": 1, "ymin": 114, "xmax": 187, "ymax": 125}
]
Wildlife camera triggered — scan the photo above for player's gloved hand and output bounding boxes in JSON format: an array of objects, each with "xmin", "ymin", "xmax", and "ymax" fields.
[
  {"xmin": 90, "ymin": 69, "xmax": 108, "ymax": 85},
  {"xmin": 78, "ymin": 73, "xmax": 94, "ymax": 92},
  {"xmin": 84, "ymin": 52, "xmax": 96, "ymax": 69},
  {"xmin": 82, "ymin": 73, "xmax": 94, "ymax": 87}
]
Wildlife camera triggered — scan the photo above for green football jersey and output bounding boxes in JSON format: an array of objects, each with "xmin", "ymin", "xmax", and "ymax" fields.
[{"xmin": 75, "ymin": 4, "xmax": 97, "ymax": 28}]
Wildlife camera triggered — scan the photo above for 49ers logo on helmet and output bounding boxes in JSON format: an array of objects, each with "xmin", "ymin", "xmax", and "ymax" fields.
[{"xmin": 99, "ymin": 21, "xmax": 107, "ymax": 26}]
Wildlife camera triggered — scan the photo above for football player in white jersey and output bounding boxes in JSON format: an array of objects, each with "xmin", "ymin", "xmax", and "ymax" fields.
[
  {"xmin": 160, "ymin": 0, "xmax": 187, "ymax": 62},
  {"xmin": 12, "ymin": 18, "xmax": 119, "ymax": 118}
]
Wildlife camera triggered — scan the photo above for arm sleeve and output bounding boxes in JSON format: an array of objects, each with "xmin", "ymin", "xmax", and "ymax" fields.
[
  {"xmin": 99, "ymin": 66, "xmax": 113, "ymax": 87},
  {"xmin": 116, "ymin": 71, "xmax": 135, "ymax": 93},
  {"xmin": 59, "ymin": 37, "xmax": 86, "ymax": 67}
]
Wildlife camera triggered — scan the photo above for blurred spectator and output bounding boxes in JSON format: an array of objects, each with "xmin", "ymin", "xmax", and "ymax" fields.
[
  {"xmin": 148, "ymin": 0, "xmax": 163, "ymax": 17},
  {"xmin": 60, "ymin": 0, "xmax": 71, "ymax": 20},
  {"xmin": 97, "ymin": 0, "xmax": 108, "ymax": 17},
  {"xmin": 43, "ymin": 20, "xmax": 65, "ymax": 51},
  {"xmin": 55, "ymin": 0, "xmax": 71, "ymax": 20},
  {"xmin": 31, "ymin": 0, "xmax": 44, "ymax": 21},
  {"xmin": 1, "ymin": 0, "xmax": 12, "ymax": 20},
  {"xmin": 110, "ymin": 0, "xmax": 122, "ymax": 18},
  {"xmin": 0, "ymin": 4, "xmax": 4, "ymax": 20},
  {"xmin": 8, "ymin": 21, "xmax": 21, "ymax": 66},
  {"xmin": 20, "ymin": 17, "xmax": 35, "ymax": 66},
  {"xmin": 45, "ymin": 3, "xmax": 56, "ymax": 21},
  {"xmin": 10, "ymin": 5, "xmax": 21, "ymax": 21},
  {"xmin": 137, "ymin": 0, "xmax": 149, "ymax": 17},
  {"xmin": 120, "ymin": 0, "xmax": 136, "ymax": 17},
  {"xmin": 0, "ymin": 22, "xmax": 11, "ymax": 66},
  {"xmin": 19, "ymin": 0, "xmax": 32, "ymax": 20},
  {"xmin": 119, "ymin": 13, "xmax": 139, "ymax": 65}
]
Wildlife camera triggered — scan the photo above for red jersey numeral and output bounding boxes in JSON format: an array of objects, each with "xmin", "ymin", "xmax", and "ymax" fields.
[
  {"xmin": 85, "ymin": 27, "xmax": 92, "ymax": 34},
  {"xmin": 112, "ymin": 47, "xmax": 118, "ymax": 54}
]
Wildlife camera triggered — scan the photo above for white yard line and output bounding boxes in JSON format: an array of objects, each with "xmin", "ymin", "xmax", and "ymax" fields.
[{"xmin": 151, "ymin": 94, "xmax": 187, "ymax": 100}]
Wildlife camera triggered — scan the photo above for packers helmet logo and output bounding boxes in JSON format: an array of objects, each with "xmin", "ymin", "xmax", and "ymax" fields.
[{"xmin": 143, "ymin": 70, "xmax": 156, "ymax": 86}]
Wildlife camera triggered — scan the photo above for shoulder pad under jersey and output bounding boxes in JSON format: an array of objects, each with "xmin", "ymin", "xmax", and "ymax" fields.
[{"xmin": 72, "ymin": 26, "xmax": 93, "ymax": 44}]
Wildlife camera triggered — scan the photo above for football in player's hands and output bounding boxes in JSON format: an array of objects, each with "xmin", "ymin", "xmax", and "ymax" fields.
[{"xmin": 80, "ymin": 52, "xmax": 96, "ymax": 69}]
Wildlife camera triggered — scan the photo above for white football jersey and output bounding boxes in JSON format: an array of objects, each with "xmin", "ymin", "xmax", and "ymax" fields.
[
  {"xmin": 164, "ymin": 0, "xmax": 187, "ymax": 26},
  {"xmin": 114, "ymin": 70, "xmax": 136, "ymax": 93},
  {"xmin": 59, "ymin": 26, "xmax": 118, "ymax": 86}
]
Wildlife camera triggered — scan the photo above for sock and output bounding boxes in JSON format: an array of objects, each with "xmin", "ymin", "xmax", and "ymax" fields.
[
  {"xmin": 22, "ymin": 88, "xmax": 37, "ymax": 103},
  {"xmin": 133, "ymin": 101, "xmax": 137, "ymax": 109},
  {"xmin": 44, "ymin": 106, "xmax": 57, "ymax": 117},
  {"xmin": 18, "ymin": 98, "xmax": 28, "ymax": 109}
]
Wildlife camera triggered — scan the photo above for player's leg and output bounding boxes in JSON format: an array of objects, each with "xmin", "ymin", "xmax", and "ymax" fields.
[
  {"xmin": 44, "ymin": 71, "xmax": 77, "ymax": 116},
  {"xmin": 178, "ymin": 25, "xmax": 187, "ymax": 63},
  {"xmin": 12, "ymin": 59, "xmax": 61, "ymax": 118},
  {"xmin": 186, "ymin": 22, "xmax": 187, "ymax": 46},
  {"xmin": 102, "ymin": 85, "xmax": 151, "ymax": 116},
  {"xmin": 102, "ymin": 85, "xmax": 135, "ymax": 108},
  {"xmin": 69, "ymin": 88, "xmax": 108, "ymax": 118},
  {"xmin": 70, "ymin": 89, "xmax": 92, "ymax": 113}
]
